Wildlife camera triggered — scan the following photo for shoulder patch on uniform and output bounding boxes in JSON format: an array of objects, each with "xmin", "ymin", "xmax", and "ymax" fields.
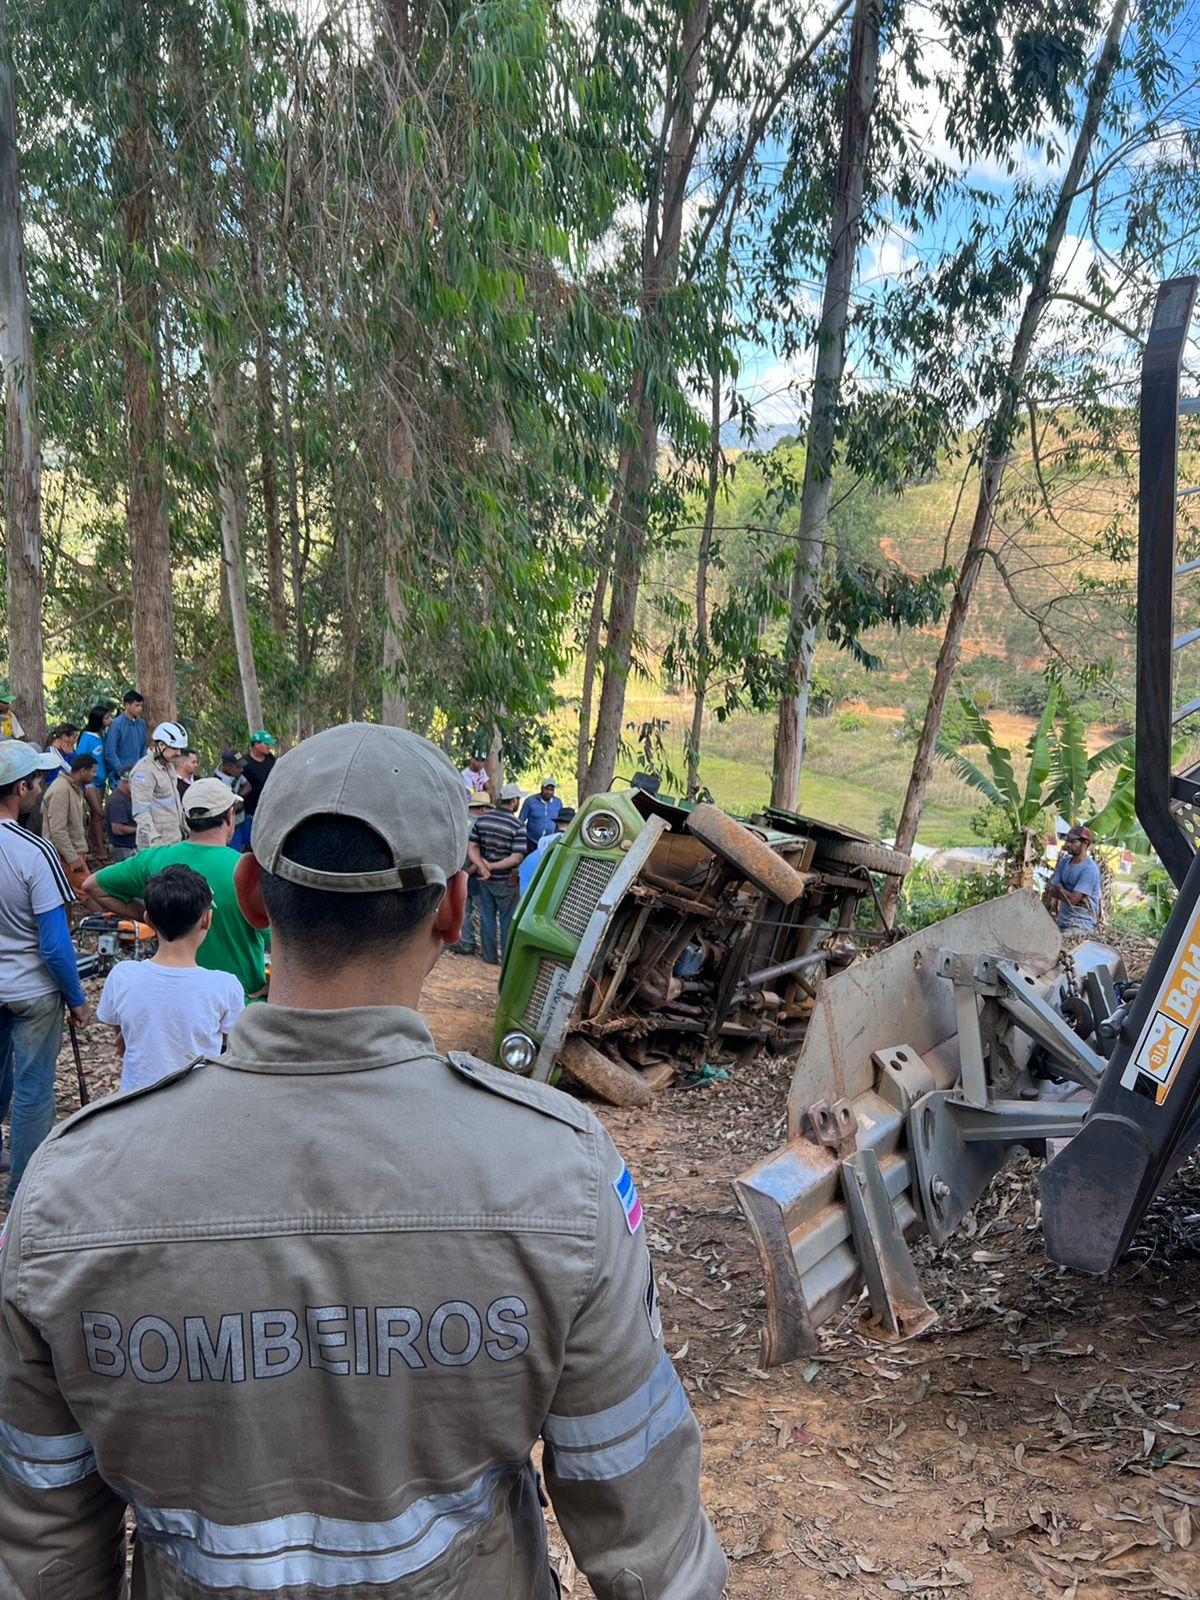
[
  {"xmin": 46, "ymin": 1059, "xmax": 205, "ymax": 1141},
  {"xmin": 445, "ymin": 1051, "xmax": 594, "ymax": 1133},
  {"xmin": 613, "ymin": 1161, "xmax": 643, "ymax": 1233}
]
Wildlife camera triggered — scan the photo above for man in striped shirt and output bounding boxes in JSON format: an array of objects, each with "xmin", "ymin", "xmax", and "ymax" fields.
[
  {"xmin": 467, "ymin": 784, "xmax": 528, "ymax": 965},
  {"xmin": 0, "ymin": 743, "xmax": 91, "ymax": 1196}
]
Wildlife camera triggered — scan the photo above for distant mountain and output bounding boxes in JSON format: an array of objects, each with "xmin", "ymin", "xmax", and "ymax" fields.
[{"xmin": 718, "ymin": 420, "xmax": 798, "ymax": 452}]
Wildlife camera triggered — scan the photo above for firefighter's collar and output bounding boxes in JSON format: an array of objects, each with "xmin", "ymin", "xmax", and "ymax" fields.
[{"xmin": 220, "ymin": 1002, "xmax": 441, "ymax": 1075}]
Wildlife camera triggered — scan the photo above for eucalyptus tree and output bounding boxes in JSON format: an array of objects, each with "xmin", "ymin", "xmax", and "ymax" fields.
[
  {"xmin": 13, "ymin": 0, "xmax": 180, "ymax": 720},
  {"xmin": 885, "ymin": 0, "xmax": 1200, "ymax": 912},
  {"xmin": 577, "ymin": 0, "xmax": 857, "ymax": 797},
  {"xmin": 282, "ymin": 0, "xmax": 636, "ymax": 739},
  {"xmin": 764, "ymin": 0, "xmax": 1137, "ymax": 812},
  {"xmin": 0, "ymin": 0, "xmax": 46, "ymax": 743},
  {"xmin": 770, "ymin": 0, "xmax": 883, "ymax": 809}
]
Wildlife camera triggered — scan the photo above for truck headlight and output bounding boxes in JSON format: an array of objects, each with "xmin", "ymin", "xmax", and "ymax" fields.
[
  {"xmin": 581, "ymin": 809, "xmax": 622, "ymax": 849},
  {"xmin": 499, "ymin": 1032, "xmax": 537, "ymax": 1074}
]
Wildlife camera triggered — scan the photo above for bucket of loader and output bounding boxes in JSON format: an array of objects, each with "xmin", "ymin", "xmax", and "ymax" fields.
[{"xmin": 735, "ymin": 890, "xmax": 1126, "ymax": 1365}]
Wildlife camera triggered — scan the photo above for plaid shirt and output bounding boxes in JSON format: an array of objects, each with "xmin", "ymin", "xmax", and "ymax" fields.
[{"xmin": 469, "ymin": 807, "xmax": 528, "ymax": 864}]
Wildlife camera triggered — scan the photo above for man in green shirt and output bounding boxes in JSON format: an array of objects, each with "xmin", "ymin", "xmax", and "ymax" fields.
[{"xmin": 81, "ymin": 779, "xmax": 268, "ymax": 999}]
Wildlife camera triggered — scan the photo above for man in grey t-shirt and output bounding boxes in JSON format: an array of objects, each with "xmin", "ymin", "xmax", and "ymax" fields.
[
  {"xmin": 1049, "ymin": 823, "xmax": 1103, "ymax": 932},
  {"xmin": 0, "ymin": 743, "xmax": 92, "ymax": 1193}
]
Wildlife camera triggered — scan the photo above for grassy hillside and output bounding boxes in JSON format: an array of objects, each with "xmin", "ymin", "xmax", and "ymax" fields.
[{"xmin": 530, "ymin": 417, "xmax": 1200, "ymax": 846}]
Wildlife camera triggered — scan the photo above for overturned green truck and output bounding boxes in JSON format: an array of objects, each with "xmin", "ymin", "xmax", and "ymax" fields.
[{"xmin": 492, "ymin": 786, "xmax": 908, "ymax": 1105}]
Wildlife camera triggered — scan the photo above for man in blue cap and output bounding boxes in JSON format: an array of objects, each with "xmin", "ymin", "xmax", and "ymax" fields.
[{"xmin": 0, "ymin": 742, "xmax": 90, "ymax": 1195}]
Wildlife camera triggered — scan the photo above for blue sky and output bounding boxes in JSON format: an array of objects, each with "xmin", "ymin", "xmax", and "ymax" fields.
[{"xmin": 726, "ymin": 5, "xmax": 1200, "ymax": 433}]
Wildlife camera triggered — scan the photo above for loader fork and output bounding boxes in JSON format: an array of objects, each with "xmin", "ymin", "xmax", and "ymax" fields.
[{"xmin": 737, "ymin": 276, "xmax": 1200, "ymax": 1360}]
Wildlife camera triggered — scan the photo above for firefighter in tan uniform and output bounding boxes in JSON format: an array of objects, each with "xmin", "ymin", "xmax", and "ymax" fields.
[
  {"xmin": 0, "ymin": 722, "xmax": 727, "ymax": 1599},
  {"xmin": 129, "ymin": 720, "xmax": 189, "ymax": 849}
]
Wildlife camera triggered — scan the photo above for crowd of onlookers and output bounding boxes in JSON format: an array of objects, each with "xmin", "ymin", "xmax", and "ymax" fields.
[
  {"xmin": 0, "ymin": 688, "xmax": 584, "ymax": 1201},
  {"xmin": 0, "ymin": 682, "xmax": 279, "ymax": 1197},
  {"xmin": 456, "ymin": 752, "xmax": 575, "ymax": 964}
]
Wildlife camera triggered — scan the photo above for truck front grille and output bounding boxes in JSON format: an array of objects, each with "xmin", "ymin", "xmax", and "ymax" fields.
[
  {"xmin": 554, "ymin": 856, "xmax": 617, "ymax": 939},
  {"xmin": 524, "ymin": 958, "xmax": 571, "ymax": 1032}
]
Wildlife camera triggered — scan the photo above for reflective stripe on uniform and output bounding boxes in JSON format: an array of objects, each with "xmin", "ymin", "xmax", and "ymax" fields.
[
  {"xmin": 541, "ymin": 1349, "xmax": 689, "ymax": 1481},
  {"xmin": 0, "ymin": 1417, "xmax": 97, "ymax": 1490},
  {"xmin": 132, "ymin": 1462, "xmax": 517, "ymax": 1589},
  {"xmin": 131, "ymin": 794, "xmax": 182, "ymax": 815}
]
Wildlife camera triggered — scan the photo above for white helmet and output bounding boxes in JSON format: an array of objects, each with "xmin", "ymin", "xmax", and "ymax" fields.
[{"xmin": 152, "ymin": 720, "xmax": 189, "ymax": 750}]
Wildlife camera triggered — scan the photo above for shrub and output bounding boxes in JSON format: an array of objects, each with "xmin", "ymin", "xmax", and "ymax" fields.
[
  {"xmin": 837, "ymin": 710, "xmax": 868, "ymax": 733},
  {"xmin": 901, "ymin": 695, "xmax": 970, "ymax": 748},
  {"xmin": 897, "ymin": 864, "xmax": 1008, "ymax": 931},
  {"xmin": 1109, "ymin": 865, "xmax": 1176, "ymax": 938}
]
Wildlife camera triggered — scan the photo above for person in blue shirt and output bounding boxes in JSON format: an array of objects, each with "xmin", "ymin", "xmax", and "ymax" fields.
[
  {"xmin": 518, "ymin": 806, "xmax": 576, "ymax": 896},
  {"xmin": 1048, "ymin": 824, "xmax": 1103, "ymax": 932},
  {"xmin": 103, "ymin": 688, "xmax": 148, "ymax": 786},
  {"xmin": 519, "ymin": 777, "xmax": 563, "ymax": 846},
  {"xmin": 77, "ymin": 702, "xmax": 113, "ymax": 855}
]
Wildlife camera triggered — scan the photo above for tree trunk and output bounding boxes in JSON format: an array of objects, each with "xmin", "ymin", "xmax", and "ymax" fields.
[
  {"xmin": 687, "ymin": 362, "xmax": 723, "ymax": 798},
  {"xmin": 207, "ymin": 350, "xmax": 264, "ymax": 733},
  {"xmin": 770, "ymin": 0, "xmax": 882, "ymax": 810},
  {"xmin": 0, "ymin": 0, "xmax": 46, "ymax": 747},
  {"xmin": 583, "ymin": 0, "xmax": 709, "ymax": 797},
  {"xmin": 279, "ymin": 346, "xmax": 307, "ymax": 673},
  {"xmin": 118, "ymin": 65, "xmax": 176, "ymax": 723},
  {"xmin": 248, "ymin": 223, "xmax": 286, "ymax": 639},
  {"xmin": 883, "ymin": 0, "xmax": 1130, "ymax": 918},
  {"xmin": 576, "ymin": 453, "xmax": 630, "ymax": 793},
  {"xmin": 577, "ymin": 548, "xmax": 611, "ymax": 792},
  {"xmin": 585, "ymin": 386, "xmax": 658, "ymax": 793},
  {"xmin": 382, "ymin": 408, "xmax": 412, "ymax": 728},
  {"xmin": 486, "ymin": 724, "xmax": 504, "ymax": 802}
]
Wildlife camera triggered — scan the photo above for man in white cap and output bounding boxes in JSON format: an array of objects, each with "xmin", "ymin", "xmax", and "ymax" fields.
[
  {"xmin": 468, "ymin": 782, "xmax": 528, "ymax": 964},
  {"xmin": 0, "ymin": 742, "xmax": 90, "ymax": 1196},
  {"xmin": 0, "ymin": 722, "xmax": 725, "ymax": 1599}
]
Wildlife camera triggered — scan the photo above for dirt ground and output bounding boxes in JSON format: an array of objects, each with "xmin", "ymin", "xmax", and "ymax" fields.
[{"xmin": 50, "ymin": 948, "xmax": 1200, "ymax": 1599}]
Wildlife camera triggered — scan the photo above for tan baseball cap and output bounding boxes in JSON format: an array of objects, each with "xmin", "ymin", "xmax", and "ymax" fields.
[
  {"xmin": 184, "ymin": 777, "xmax": 241, "ymax": 821},
  {"xmin": 252, "ymin": 723, "xmax": 469, "ymax": 893}
]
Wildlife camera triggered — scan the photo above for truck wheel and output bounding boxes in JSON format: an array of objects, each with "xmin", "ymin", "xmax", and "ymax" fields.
[
  {"xmin": 813, "ymin": 837, "xmax": 911, "ymax": 876},
  {"xmin": 686, "ymin": 803, "xmax": 809, "ymax": 904},
  {"xmin": 559, "ymin": 1035, "xmax": 653, "ymax": 1108}
]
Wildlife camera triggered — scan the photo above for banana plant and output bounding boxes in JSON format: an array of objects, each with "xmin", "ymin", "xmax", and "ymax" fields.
[
  {"xmin": 937, "ymin": 688, "xmax": 1061, "ymax": 884},
  {"xmin": 1045, "ymin": 694, "xmax": 1137, "ymax": 839}
]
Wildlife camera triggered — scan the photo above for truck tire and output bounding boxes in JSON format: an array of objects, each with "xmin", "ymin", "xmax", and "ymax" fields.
[
  {"xmin": 814, "ymin": 837, "xmax": 911, "ymax": 877},
  {"xmin": 686, "ymin": 803, "xmax": 809, "ymax": 904},
  {"xmin": 559, "ymin": 1035, "xmax": 653, "ymax": 1108}
]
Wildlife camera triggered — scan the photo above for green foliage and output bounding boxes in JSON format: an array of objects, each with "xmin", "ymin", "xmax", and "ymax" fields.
[
  {"xmin": 5, "ymin": 0, "xmax": 1199, "ymax": 810},
  {"xmin": 45, "ymin": 671, "xmax": 122, "ymax": 727},
  {"xmin": 937, "ymin": 688, "xmax": 1060, "ymax": 859},
  {"xmin": 1108, "ymin": 865, "xmax": 1176, "ymax": 939},
  {"xmin": 939, "ymin": 688, "xmax": 1142, "ymax": 866},
  {"xmin": 902, "ymin": 693, "xmax": 972, "ymax": 748},
  {"xmin": 898, "ymin": 865, "xmax": 1008, "ymax": 931}
]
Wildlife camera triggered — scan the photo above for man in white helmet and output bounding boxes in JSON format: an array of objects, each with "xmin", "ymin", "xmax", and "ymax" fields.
[{"xmin": 129, "ymin": 722, "xmax": 188, "ymax": 850}]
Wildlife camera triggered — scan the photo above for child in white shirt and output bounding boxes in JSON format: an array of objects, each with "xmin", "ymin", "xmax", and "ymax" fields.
[{"xmin": 97, "ymin": 863, "xmax": 244, "ymax": 1092}]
